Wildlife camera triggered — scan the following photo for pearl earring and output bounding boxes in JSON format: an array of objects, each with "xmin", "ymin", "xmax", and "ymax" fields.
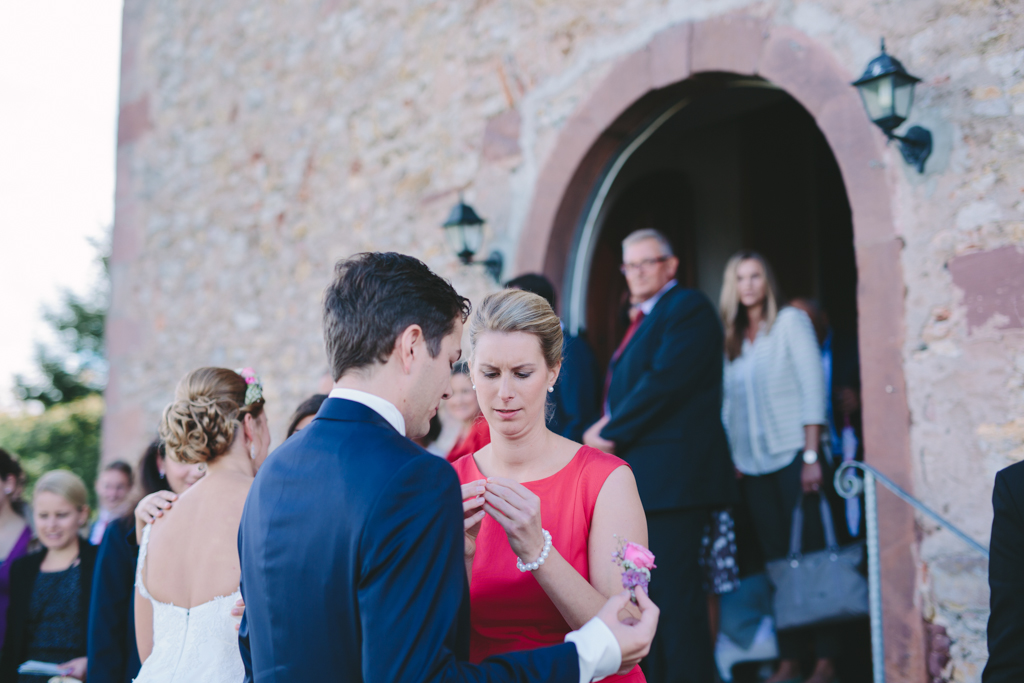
[
  {"xmin": 250, "ymin": 444, "xmax": 256, "ymax": 460},
  {"xmin": 472, "ymin": 384, "xmax": 476, "ymax": 390},
  {"xmin": 548, "ymin": 386, "xmax": 554, "ymax": 393}
]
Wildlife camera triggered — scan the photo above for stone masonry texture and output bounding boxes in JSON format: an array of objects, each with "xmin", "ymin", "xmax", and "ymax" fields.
[{"xmin": 108, "ymin": 1, "xmax": 1024, "ymax": 681}]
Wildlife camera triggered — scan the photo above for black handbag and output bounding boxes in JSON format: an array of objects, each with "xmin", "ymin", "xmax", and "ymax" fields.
[{"xmin": 765, "ymin": 493, "xmax": 869, "ymax": 630}]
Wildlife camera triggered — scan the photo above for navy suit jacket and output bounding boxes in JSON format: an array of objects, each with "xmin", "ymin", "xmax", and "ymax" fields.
[
  {"xmin": 984, "ymin": 460, "xmax": 1024, "ymax": 681},
  {"xmin": 549, "ymin": 333, "xmax": 600, "ymax": 443},
  {"xmin": 600, "ymin": 285, "xmax": 736, "ymax": 512},
  {"xmin": 237, "ymin": 398, "xmax": 580, "ymax": 682}
]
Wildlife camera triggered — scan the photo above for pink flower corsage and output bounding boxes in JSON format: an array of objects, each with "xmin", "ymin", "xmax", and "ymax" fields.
[
  {"xmin": 612, "ymin": 536, "xmax": 656, "ymax": 603},
  {"xmin": 234, "ymin": 368, "xmax": 264, "ymax": 405}
]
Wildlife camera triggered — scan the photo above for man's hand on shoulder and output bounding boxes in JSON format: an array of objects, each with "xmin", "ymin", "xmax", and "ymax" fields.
[
  {"xmin": 583, "ymin": 416, "xmax": 616, "ymax": 454},
  {"xmin": 598, "ymin": 589, "xmax": 659, "ymax": 673}
]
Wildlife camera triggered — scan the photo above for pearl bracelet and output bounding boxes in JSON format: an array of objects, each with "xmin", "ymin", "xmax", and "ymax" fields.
[{"xmin": 516, "ymin": 529, "xmax": 552, "ymax": 572}]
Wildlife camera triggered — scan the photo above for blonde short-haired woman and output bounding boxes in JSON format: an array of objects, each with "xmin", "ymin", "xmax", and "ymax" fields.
[{"xmin": 719, "ymin": 251, "xmax": 837, "ymax": 683}]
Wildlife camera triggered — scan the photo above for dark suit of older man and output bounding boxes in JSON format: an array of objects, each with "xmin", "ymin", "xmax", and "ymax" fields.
[{"xmin": 586, "ymin": 231, "xmax": 735, "ymax": 683}]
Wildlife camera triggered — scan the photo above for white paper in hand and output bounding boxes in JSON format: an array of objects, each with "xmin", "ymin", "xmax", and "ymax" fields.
[{"xmin": 18, "ymin": 660, "xmax": 68, "ymax": 676}]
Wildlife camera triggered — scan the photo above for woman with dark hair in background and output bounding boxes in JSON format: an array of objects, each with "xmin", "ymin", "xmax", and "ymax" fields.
[
  {"xmin": 285, "ymin": 394, "xmax": 328, "ymax": 438},
  {"xmin": 87, "ymin": 441, "xmax": 204, "ymax": 683},
  {"xmin": 0, "ymin": 450, "xmax": 30, "ymax": 652},
  {"xmin": 445, "ymin": 362, "xmax": 489, "ymax": 463}
]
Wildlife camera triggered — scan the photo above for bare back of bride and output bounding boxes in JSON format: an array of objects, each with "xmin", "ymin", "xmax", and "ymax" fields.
[{"xmin": 134, "ymin": 367, "xmax": 271, "ymax": 683}]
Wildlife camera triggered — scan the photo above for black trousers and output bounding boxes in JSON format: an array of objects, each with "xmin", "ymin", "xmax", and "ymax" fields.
[
  {"xmin": 740, "ymin": 456, "xmax": 843, "ymax": 661},
  {"xmin": 641, "ymin": 508, "xmax": 715, "ymax": 683}
]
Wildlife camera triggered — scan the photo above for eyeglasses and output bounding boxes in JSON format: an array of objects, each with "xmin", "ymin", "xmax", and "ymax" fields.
[{"xmin": 620, "ymin": 256, "xmax": 669, "ymax": 274}]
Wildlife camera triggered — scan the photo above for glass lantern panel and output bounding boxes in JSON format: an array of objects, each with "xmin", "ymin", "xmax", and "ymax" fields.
[
  {"xmin": 462, "ymin": 223, "xmax": 485, "ymax": 255},
  {"xmin": 444, "ymin": 223, "xmax": 467, "ymax": 255},
  {"xmin": 893, "ymin": 78, "xmax": 916, "ymax": 121},
  {"xmin": 857, "ymin": 76, "xmax": 894, "ymax": 123}
]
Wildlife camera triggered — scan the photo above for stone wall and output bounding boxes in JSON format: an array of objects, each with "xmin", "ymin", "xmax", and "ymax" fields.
[{"xmin": 109, "ymin": 1, "xmax": 1024, "ymax": 680}]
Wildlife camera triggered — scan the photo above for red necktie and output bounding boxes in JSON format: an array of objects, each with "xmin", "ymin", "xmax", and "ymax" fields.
[{"xmin": 603, "ymin": 309, "xmax": 645, "ymax": 413}]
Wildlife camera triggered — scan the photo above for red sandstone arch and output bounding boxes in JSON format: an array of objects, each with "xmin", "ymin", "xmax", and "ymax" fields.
[{"xmin": 516, "ymin": 15, "xmax": 922, "ymax": 682}]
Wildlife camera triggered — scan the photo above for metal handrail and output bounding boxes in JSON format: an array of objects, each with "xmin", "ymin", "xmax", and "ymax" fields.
[
  {"xmin": 834, "ymin": 461, "xmax": 990, "ymax": 557},
  {"xmin": 833, "ymin": 460, "xmax": 990, "ymax": 683}
]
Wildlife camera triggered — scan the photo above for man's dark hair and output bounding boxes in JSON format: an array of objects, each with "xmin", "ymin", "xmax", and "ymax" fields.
[
  {"xmin": 104, "ymin": 460, "xmax": 134, "ymax": 484},
  {"xmin": 323, "ymin": 253, "xmax": 471, "ymax": 380},
  {"xmin": 504, "ymin": 273, "xmax": 557, "ymax": 313}
]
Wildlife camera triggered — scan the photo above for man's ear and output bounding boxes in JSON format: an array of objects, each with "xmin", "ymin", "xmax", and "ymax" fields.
[
  {"xmin": 666, "ymin": 255, "xmax": 680, "ymax": 278},
  {"xmin": 396, "ymin": 324, "xmax": 425, "ymax": 374}
]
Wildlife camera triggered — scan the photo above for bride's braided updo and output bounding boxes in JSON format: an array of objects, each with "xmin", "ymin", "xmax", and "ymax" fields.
[{"xmin": 160, "ymin": 367, "xmax": 265, "ymax": 464}]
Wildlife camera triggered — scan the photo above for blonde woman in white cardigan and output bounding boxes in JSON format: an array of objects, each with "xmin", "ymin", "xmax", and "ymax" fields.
[{"xmin": 719, "ymin": 252, "xmax": 837, "ymax": 683}]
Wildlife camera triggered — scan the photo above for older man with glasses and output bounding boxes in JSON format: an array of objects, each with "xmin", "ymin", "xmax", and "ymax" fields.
[{"xmin": 584, "ymin": 229, "xmax": 736, "ymax": 683}]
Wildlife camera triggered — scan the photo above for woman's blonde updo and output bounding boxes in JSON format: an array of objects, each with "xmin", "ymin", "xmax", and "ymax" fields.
[
  {"xmin": 468, "ymin": 289, "xmax": 563, "ymax": 369},
  {"xmin": 159, "ymin": 367, "xmax": 265, "ymax": 465}
]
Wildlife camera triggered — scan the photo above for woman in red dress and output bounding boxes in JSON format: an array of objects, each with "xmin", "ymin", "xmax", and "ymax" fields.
[{"xmin": 453, "ymin": 289, "xmax": 648, "ymax": 682}]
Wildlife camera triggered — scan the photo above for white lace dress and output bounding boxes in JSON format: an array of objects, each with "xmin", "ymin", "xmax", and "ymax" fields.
[{"xmin": 134, "ymin": 524, "xmax": 244, "ymax": 683}]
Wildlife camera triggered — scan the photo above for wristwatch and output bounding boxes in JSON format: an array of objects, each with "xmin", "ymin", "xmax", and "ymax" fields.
[{"xmin": 802, "ymin": 449, "xmax": 819, "ymax": 465}]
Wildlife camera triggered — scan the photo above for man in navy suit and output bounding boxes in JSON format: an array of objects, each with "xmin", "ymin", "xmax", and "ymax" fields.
[
  {"xmin": 584, "ymin": 229, "xmax": 735, "ymax": 683},
  {"xmin": 984, "ymin": 459, "xmax": 1024, "ymax": 681},
  {"xmin": 504, "ymin": 273, "xmax": 600, "ymax": 442},
  {"xmin": 237, "ymin": 252, "xmax": 658, "ymax": 682}
]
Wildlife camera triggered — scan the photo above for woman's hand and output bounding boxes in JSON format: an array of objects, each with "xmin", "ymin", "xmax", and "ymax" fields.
[
  {"xmin": 135, "ymin": 491, "xmax": 178, "ymax": 542},
  {"xmin": 58, "ymin": 656, "xmax": 87, "ymax": 680},
  {"xmin": 801, "ymin": 461, "xmax": 823, "ymax": 493},
  {"xmin": 461, "ymin": 480, "xmax": 486, "ymax": 561},
  {"xmin": 483, "ymin": 477, "xmax": 546, "ymax": 562},
  {"xmin": 232, "ymin": 597, "xmax": 245, "ymax": 631}
]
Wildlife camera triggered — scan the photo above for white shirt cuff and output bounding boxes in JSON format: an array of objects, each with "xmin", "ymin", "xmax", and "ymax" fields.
[{"xmin": 565, "ymin": 616, "xmax": 621, "ymax": 683}]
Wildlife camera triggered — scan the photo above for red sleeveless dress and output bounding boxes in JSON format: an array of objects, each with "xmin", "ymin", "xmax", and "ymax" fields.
[{"xmin": 453, "ymin": 446, "xmax": 646, "ymax": 682}]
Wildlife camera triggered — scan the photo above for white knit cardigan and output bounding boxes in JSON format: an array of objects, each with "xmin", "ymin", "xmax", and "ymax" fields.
[{"xmin": 721, "ymin": 306, "xmax": 827, "ymax": 475}]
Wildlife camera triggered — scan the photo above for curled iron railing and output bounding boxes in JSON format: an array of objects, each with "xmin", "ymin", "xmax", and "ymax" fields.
[{"xmin": 832, "ymin": 460, "xmax": 989, "ymax": 683}]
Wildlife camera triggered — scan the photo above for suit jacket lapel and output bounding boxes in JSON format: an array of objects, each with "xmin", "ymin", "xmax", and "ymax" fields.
[{"xmin": 615, "ymin": 285, "xmax": 680, "ymax": 367}]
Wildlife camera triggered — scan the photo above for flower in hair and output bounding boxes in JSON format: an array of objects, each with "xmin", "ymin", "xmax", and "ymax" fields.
[{"xmin": 234, "ymin": 368, "xmax": 264, "ymax": 406}]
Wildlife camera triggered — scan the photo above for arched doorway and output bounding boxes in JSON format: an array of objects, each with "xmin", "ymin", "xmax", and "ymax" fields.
[
  {"xmin": 569, "ymin": 75, "xmax": 857, "ymax": 376},
  {"xmin": 515, "ymin": 19, "xmax": 922, "ymax": 682}
]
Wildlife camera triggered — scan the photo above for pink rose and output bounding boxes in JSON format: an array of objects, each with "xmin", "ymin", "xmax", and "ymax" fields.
[{"xmin": 623, "ymin": 542, "xmax": 656, "ymax": 570}]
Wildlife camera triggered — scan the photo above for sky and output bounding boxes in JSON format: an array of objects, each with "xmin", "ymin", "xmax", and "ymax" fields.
[{"xmin": 0, "ymin": 1, "xmax": 123, "ymax": 410}]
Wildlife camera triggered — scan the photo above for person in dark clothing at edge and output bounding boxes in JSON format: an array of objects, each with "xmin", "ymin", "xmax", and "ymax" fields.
[{"xmin": 983, "ymin": 459, "xmax": 1024, "ymax": 682}]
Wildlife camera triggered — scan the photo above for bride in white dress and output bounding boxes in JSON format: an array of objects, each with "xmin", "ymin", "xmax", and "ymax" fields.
[{"xmin": 134, "ymin": 367, "xmax": 270, "ymax": 683}]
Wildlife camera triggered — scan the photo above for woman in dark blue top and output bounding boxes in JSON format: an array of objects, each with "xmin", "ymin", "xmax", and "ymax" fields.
[
  {"xmin": 1, "ymin": 471, "xmax": 95, "ymax": 683},
  {"xmin": 86, "ymin": 441, "xmax": 203, "ymax": 683}
]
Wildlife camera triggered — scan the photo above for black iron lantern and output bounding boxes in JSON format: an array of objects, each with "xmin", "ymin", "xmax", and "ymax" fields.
[
  {"xmin": 852, "ymin": 39, "xmax": 932, "ymax": 173},
  {"xmin": 442, "ymin": 198, "xmax": 503, "ymax": 283}
]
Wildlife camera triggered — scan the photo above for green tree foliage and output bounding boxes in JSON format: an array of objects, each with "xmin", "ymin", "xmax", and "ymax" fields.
[
  {"xmin": 2, "ymin": 235, "xmax": 109, "ymax": 507},
  {"xmin": 14, "ymin": 236, "xmax": 108, "ymax": 408},
  {"xmin": 0, "ymin": 396, "xmax": 104, "ymax": 506}
]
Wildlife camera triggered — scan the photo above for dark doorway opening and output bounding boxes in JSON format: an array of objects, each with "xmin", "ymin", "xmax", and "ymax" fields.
[{"xmin": 577, "ymin": 75, "xmax": 858, "ymax": 378}]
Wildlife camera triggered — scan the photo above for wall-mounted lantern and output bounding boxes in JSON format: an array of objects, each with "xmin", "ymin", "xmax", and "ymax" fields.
[
  {"xmin": 442, "ymin": 198, "xmax": 503, "ymax": 283},
  {"xmin": 852, "ymin": 39, "xmax": 932, "ymax": 173}
]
